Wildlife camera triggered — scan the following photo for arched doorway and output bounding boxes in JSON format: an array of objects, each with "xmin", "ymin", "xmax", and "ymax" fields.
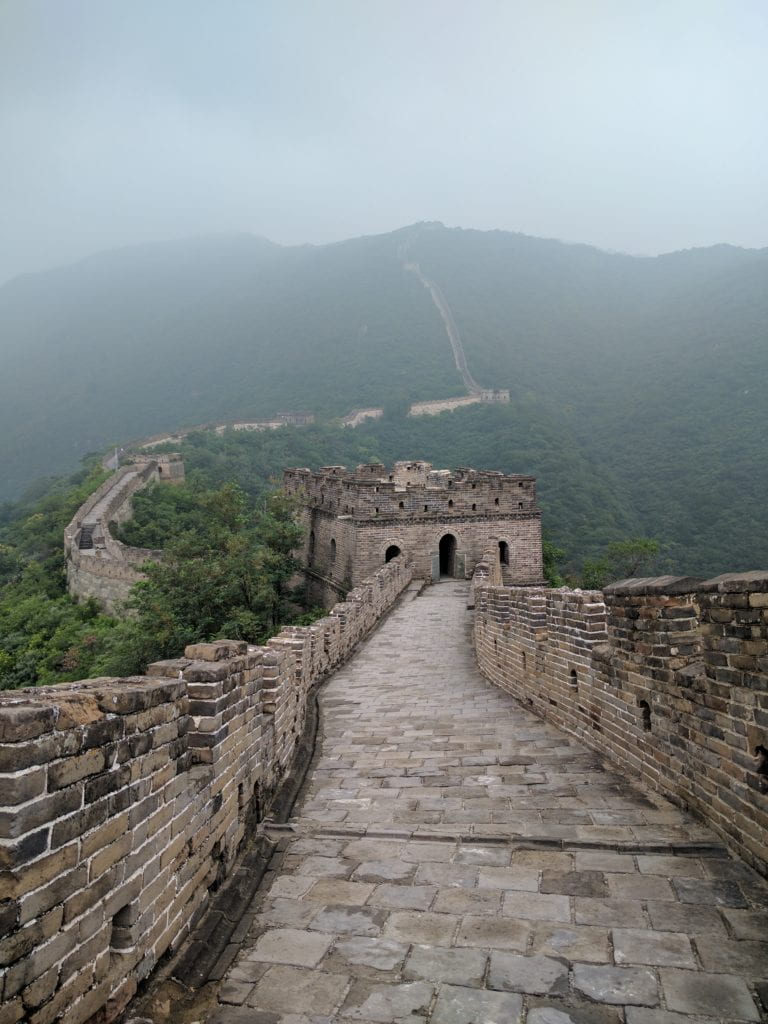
[
  {"xmin": 499, "ymin": 540, "xmax": 509, "ymax": 566},
  {"xmin": 384, "ymin": 545, "xmax": 401, "ymax": 563},
  {"xmin": 439, "ymin": 534, "xmax": 457, "ymax": 577}
]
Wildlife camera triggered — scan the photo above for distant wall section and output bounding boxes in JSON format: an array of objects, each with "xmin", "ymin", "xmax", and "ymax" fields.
[{"xmin": 64, "ymin": 455, "xmax": 185, "ymax": 614}]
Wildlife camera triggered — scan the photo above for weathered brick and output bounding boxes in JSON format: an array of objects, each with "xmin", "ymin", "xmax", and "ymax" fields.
[{"xmin": 47, "ymin": 749, "xmax": 105, "ymax": 791}]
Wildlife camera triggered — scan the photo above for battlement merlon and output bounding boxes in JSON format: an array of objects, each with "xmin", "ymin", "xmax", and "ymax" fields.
[{"xmin": 283, "ymin": 462, "xmax": 539, "ymax": 520}]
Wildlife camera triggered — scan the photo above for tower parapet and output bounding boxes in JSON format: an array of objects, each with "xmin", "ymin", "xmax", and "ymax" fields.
[{"xmin": 284, "ymin": 461, "xmax": 544, "ymax": 605}]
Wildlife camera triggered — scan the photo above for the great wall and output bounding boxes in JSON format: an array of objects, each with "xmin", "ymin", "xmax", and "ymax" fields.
[
  {"xmin": 2, "ymin": 460, "xmax": 767, "ymax": 1023},
  {"xmin": 64, "ymin": 454, "xmax": 185, "ymax": 615}
]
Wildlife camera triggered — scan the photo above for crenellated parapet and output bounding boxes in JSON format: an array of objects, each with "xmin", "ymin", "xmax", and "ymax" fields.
[
  {"xmin": 473, "ymin": 569, "xmax": 768, "ymax": 876},
  {"xmin": 285, "ymin": 461, "xmax": 544, "ymax": 603},
  {"xmin": 0, "ymin": 555, "xmax": 413, "ymax": 1024}
]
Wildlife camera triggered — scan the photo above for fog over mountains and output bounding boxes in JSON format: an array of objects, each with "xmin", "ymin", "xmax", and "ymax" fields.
[{"xmin": 1, "ymin": 223, "xmax": 766, "ymax": 572}]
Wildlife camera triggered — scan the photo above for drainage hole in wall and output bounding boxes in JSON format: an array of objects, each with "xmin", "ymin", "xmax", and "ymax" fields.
[{"xmin": 639, "ymin": 700, "xmax": 652, "ymax": 732}]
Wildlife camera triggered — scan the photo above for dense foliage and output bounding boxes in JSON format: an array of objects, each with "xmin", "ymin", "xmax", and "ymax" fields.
[{"xmin": 0, "ymin": 462, "xmax": 308, "ymax": 689}]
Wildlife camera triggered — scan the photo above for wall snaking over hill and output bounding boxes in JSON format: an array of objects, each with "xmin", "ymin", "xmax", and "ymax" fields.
[
  {"xmin": 0, "ymin": 556, "xmax": 413, "ymax": 1024},
  {"xmin": 473, "ymin": 570, "xmax": 768, "ymax": 876},
  {"xmin": 64, "ymin": 455, "xmax": 184, "ymax": 614}
]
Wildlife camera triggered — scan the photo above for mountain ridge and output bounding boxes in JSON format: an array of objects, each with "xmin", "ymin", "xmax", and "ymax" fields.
[{"xmin": 1, "ymin": 222, "xmax": 766, "ymax": 574}]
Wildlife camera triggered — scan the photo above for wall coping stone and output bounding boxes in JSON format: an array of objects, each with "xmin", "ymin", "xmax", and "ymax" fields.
[
  {"xmin": 698, "ymin": 570, "xmax": 768, "ymax": 592},
  {"xmin": 604, "ymin": 575, "xmax": 705, "ymax": 596}
]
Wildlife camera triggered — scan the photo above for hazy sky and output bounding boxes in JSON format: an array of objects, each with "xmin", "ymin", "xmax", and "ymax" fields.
[{"xmin": 1, "ymin": 0, "xmax": 767, "ymax": 283}]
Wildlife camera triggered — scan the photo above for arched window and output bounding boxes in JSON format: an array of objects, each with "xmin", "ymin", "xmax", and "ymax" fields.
[
  {"xmin": 569, "ymin": 669, "xmax": 578, "ymax": 690},
  {"xmin": 385, "ymin": 545, "xmax": 401, "ymax": 563},
  {"xmin": 499, "ymin": 541, "xmax": 509, "ymax": 565},
  {"xmin": 330, "ymin": 538, "xmax": 337, "ymax": 562}
]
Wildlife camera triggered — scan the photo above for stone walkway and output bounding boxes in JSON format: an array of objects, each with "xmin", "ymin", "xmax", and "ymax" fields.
[{"xmin": 209, "ymin": 582, "xmax": 768, "ymax": 1024}]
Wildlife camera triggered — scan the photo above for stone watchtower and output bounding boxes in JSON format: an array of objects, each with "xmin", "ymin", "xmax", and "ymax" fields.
[{"xmin": 283, "ymin": 461, "xmax": 545, "ymax": 605}]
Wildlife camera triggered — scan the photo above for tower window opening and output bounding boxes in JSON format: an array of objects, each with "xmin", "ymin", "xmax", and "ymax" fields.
[
  {"xmin": 569, "ymin": 669, "xmax": 578, "ymax": 690},
  {"xmin": 448, "ymin": 499, "xmax": 453, "ymax": 508},
  {"xmin": 330, "ymin": 538, "xmax": 337, "ymax": 562},
  {"xmin": 399, "ymin": 501, "xmax": 404, "ymax": 509},
  {"xmin": 385, "ymin": 545, "xmax": 401, "ymax": 563},
  {"xmin": 499, "ymin": 541, "xmax": 509, "ymax": 565},
  {"xmin": 472, "ymin": 503, "xmax": 477, "ymax": 511},
  {"xmin": 494, "ymin": 497, "xmax": 499, "ymax": 505}
]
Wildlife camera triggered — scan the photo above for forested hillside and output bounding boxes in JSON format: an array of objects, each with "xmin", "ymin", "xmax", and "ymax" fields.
[{"xmin": 1, "ymin": 223, "xmax": 766, "ymax": 574}]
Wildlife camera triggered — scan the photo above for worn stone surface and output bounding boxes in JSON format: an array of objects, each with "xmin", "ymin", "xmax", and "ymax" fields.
[
  {"xmin": 431, "ymin": 984, "xmax": 523, "ymax": 1024},
  {"xmin": 210, "ymin": 582, "xmax": 768, "ymax": 1022}
]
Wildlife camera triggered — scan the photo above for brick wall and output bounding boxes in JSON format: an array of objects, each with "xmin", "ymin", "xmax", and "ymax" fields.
[
  {"xmin": 473, "ymin": 571, "xmax": 768, "ymax": 876},
  {"xmin": 0, "ymin": 557, "xmax": 413, "ymax": 1024}
]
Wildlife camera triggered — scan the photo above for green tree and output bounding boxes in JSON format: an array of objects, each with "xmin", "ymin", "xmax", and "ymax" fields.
[
  {"xmin": 542, "ymin": 538, "xmax": 566, "ymax": 587},
  {"xmin": 96, "ymin": 484, "xmax": 303, "ymax": 675},
  {"xmin": 580, "ymin": 538, "xmax": 660, "ymax": 589}
]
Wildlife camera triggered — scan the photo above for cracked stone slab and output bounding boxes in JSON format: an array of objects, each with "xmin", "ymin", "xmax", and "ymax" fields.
[
  {"xmin": 246, "ymin": 927, "xmax": 333, "ymax": 968},
  {"xmin": 574, "ymin": 898, "xmax": 646, "ymax": 928},
  {"xmin": 572, "ymin": 965, "xmax": 659, "ymax": 1007},
  {"xmin": 487, "ymin": 952, "xmax": 569, "ymax": 995},
  {"xmin": 612, "ymin": 928, "xmax": 695, "ymax": 969},
  {"xmin": 305, "ymin": 879, "xmax": 377, "ymax": 905},
  {"xmin": 720, "ymin": 907, "xmax": 768, "ymax": 940},
  {"xmin": 340, "ymin": 980, "xmax": 435, "ymax": 1021},
  {"xmin": 671, "ymin": 876, "xmax": 748, "ymax": 907},
  {"xmin": 403, "ymin": 944, "xmax": 487, "ymax": 987},
  {"xmin": 245, "ymin": 965, "xmax": 350, "ymax": 1015},
  {"xmin": 526, "ymin": 1002, "xmax": 623, "ymax": 1024},
  {"xmin": 660, "ymin": 967, "xmax": 760, "ymax": 1019},
  {"xmin": 431, "ymin": 984, "xmax": 523, "ymax": 1024},
  {"xmin": 331, "ymin": 936, "xmax": 409, "ymax": 972},
  {"xmin": 308, "ymin": 904, "xmax": 388, "ymax": 937},
  {"xmin": 368, "ymin": 882, "xmax": 437, "ymax": 910},
  {"xmin": 478, "ymin": 866, "xmax": 540, "ymax": 891},
  {"xmin": 456, "ymin": 915, "xmax": 531, "ymax": 952},
  {"xmin": 431, "ymin": 886, "xmax": 502, "ymax": 916},
  {"xmin": 383, "ymin": 910, "xmax": 459, "ymax": 945},
  {"xmin": 502, "ymin": 891, "xmax": 571, "ymax": 922},
  {"xmin": 352, "ymin": 859, "xmax": 416, "ymax": 883},
  {"xmin": 531, "ymin": 923, "xmax": 611, "ymax": 963},
  {"xmin": 541, "ymin": 870, "xmax": 608, "ymax": 897}
]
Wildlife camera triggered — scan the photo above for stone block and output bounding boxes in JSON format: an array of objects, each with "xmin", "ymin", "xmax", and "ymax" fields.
[
  {"xmin": 487, "ymin": 952, "xmax": 569, "ymax": 995},
  {"xmin": 0, "ymin": 706, "xmax": 56, "ymax": 743},
  {"xmin": 572, "ymin": 965, "xmax": 658, "ymax": 1006},
  {"xmin": 660, "ymin": 967, "xmax": 759, "ymax": 1019}
]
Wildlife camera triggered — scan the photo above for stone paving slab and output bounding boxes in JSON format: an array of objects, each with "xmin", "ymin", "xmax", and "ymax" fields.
[{"xmin": 209, "ymin": 582, "xmax": 768, "ymax": 1023}]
